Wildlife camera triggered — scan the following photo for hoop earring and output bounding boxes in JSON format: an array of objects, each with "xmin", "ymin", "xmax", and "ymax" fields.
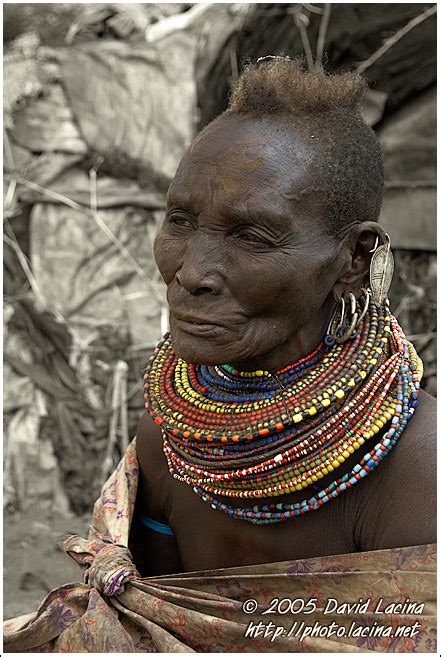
[
  {"xmin": 358, "ymin": 287, "xmax": 371, "ymax": 324},
  {"xmin": 369, "ymin": 233, "xmax": 394, "ymax": 305},
  {"xmin": 327, "ymin": 292, "xmax": 356, "ymax": 344},
  {"xmin": 326, "ymin": 289, "xmax": 370, "ymax": 346}
]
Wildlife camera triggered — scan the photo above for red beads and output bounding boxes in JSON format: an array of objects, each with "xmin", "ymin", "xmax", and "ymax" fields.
[{"xmin": 144, "ymin": 297, "xmax": 422, "ymax": 524}]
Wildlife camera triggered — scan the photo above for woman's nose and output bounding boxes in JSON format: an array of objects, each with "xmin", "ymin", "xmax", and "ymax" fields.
[{"xmin": 175, "ymin": 238, "xmax": 222, "ymax": 296}]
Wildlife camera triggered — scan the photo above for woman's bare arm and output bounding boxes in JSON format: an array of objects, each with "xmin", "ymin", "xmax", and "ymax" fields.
[{"xmin": 129, "ymin": 413, "xmax": 184, "ymax": 576}]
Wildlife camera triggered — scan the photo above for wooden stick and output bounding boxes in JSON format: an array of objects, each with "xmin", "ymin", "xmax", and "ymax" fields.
[
  {"xmin": 294, "ymin": 13, "xmax": 315, "ymax": 71},
  {"xmin": 303, "ymin": 3, "xmax": 324, "ymax": 15},
  {"xmin": 4, "ymin": 130, "xmax": 18, "ymax": 213},
  {"xmin": 3, "ymin": 233, "xmax": 47, "ymax": 310},
  {"xmin": 119, "ymin": 362, "xmax": 129, "ymax": 453},
  {"xmin": 101, "ymin": 361, "xmax": 125, "ymax": 482},
  {"xmin": 316, "ymin": 3, "xmax": 332, "ymax": 69},
  {"xmin": 357, "ymin": 5, "xmax": 436, "ymax": 75}
]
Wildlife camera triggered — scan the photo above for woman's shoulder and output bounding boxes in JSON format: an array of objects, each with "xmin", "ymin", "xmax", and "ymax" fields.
[
  {"xmin": 393, "ymin": 387, "xmax": 435, "ymax": 461},
  {"xmin": 354, "ymin": 388, "xmax": 436, "ymax": 551},
  {"xmin": 136, "ymin": 411, "xmax": 170, "ymax": 481},
  {"xmin": 411, "ymin": 387, "xmax": 436, "ymax": 424},
  {"xmin": 135, "ymin": 411, "xmax": 173, "ymax": 518},
  {"xmin": 395, "ymin": 388, "xmax": 436, "ymax": 460},
  {"xmin": 417, "ymin": 387, "xmax": 436, "ymax": 421}
]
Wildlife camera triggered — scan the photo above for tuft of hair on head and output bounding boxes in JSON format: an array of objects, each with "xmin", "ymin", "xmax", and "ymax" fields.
[
  {"xmin": 227, "ymin": 56, "xmax": 368, "ymax": 116},
  {"xmin": 221, "ymin": 56, "xmax": 383, "ymax": 234}
]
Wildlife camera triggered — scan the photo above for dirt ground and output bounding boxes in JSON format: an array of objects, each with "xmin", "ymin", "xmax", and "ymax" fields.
[{"xmin": 3, "ymin": 504, "xmax": 90, "ymax": 621}]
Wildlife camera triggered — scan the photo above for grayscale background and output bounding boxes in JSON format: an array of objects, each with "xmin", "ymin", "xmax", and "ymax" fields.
[{"xmin": 3, "ymin": 2, "xmax": 436, "ymax": 619}]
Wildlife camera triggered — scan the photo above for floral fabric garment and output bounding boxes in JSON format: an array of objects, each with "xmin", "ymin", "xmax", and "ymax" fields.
[{"xmin": 3, "ymin": 439, "xmax": 436, "ymax": 652}]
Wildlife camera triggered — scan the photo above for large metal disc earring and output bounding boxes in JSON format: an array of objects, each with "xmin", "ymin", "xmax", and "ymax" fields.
[{"xmin": 369, "ymin": 233, "xmax": 394, "ymax": 305}]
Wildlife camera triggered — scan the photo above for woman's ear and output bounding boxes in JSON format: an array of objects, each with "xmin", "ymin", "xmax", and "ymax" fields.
[{"xmin": 332, "ymin": 222, "xmax": 385, "ymax": 300}]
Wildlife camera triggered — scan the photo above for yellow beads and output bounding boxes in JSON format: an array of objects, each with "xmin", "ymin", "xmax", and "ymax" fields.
[{"xmin": 144, "ymin": 308, "xmax": 424, "ymax": 521}]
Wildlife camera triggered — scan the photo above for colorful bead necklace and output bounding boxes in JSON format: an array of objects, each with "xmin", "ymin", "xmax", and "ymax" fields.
[{"xmin": 144, "ymin": 298, "xmax": 423, "ymax": 524}]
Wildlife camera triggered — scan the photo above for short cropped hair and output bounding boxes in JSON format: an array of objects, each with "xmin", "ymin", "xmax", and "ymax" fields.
[{"xmin": 224, "ymin": 57, "xmax": 384, "ymax": 235}]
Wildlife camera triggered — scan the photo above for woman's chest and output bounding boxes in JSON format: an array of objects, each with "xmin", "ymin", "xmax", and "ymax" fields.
[{"xmin": 167, "ymin": 476, "xmax": 359, "ymax": 571}]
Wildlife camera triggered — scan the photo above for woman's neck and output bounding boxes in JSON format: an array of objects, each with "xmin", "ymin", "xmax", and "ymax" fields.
[{"xmin": 231, "ymin": 304, "xmax": 332, "ymax": 373}]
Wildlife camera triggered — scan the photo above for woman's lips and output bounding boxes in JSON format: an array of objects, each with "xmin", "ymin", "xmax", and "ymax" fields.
[{"xmin": 171, "ymin": 314, "xmax": 226, "ymax": 336}]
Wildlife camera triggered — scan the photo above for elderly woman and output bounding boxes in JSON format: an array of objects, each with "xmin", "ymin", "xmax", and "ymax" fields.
[
  {"xmin": 5, "ymin": 59, "xmax": 436, "ymax": 653},
  {"xmin": 132, "ymin": 58, "xmax": 436, "ymax": 576}
]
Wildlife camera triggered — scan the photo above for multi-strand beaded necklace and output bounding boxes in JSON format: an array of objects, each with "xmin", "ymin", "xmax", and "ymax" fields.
[{"xmin": 144, "ymin": 298, "xmax": 423, "ymax": 524}]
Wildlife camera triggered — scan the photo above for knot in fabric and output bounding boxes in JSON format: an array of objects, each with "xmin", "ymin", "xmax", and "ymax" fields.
[{"xmin": 83, "ymin": 543, "xmax": 140, "ymax": 596}]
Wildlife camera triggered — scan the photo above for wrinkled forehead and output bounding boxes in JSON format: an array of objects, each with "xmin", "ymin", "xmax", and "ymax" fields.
[{"xmin": 168, "ymin": 114, "xmax": 324, "ymax": 210}]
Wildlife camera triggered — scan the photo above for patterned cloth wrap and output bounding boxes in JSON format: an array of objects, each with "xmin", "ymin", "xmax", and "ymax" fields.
[{"xmin": 3, "ymin": 438, "xmax": 437, "ymax": 653}]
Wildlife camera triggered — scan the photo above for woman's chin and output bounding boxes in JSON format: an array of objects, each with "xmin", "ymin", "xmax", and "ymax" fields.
[{"xmin": 169, "ymin": 328, "xmax": 245, "ymax": 366}]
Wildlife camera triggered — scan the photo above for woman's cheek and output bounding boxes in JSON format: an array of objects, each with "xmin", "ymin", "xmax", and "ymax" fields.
[
  {"xmin": 154, "ymin": 235, "xmax": 184, "ymax": 284},
  {"xmin": 234, "ymin": 258, "xmax": 299, "ymax": 308}
]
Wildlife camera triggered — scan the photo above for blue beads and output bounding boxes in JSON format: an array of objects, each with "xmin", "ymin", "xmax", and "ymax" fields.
[{"xmin": 152, "ymin": 307, "xmax": 423, "ymax": 526}]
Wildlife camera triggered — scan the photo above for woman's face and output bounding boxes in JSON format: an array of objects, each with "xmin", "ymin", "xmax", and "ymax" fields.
[{"xmin": 154, "ymin": 115, "xmax": 343, "ymax": 370}]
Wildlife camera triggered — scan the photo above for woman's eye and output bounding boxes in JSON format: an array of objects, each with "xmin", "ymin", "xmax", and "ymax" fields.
[
  {"xmin": 232, "ymin": 229, "xmax": 270, "ymax": 245},
  {"xmin": 169, "ymin": 215, "xmax": 193, "ymax": 228}
]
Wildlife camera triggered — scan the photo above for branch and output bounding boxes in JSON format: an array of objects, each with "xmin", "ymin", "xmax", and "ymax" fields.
[
  {"xmin": 357, "ymin": 5, "xmax": 436, "ymax": 75},
  {"xmin": 291, "ymin": 9, "xmax": 315, "ymax": 71},
  {"xmin": 316, "ymin": 3, "xmax": 332, "ymax": 69}
]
